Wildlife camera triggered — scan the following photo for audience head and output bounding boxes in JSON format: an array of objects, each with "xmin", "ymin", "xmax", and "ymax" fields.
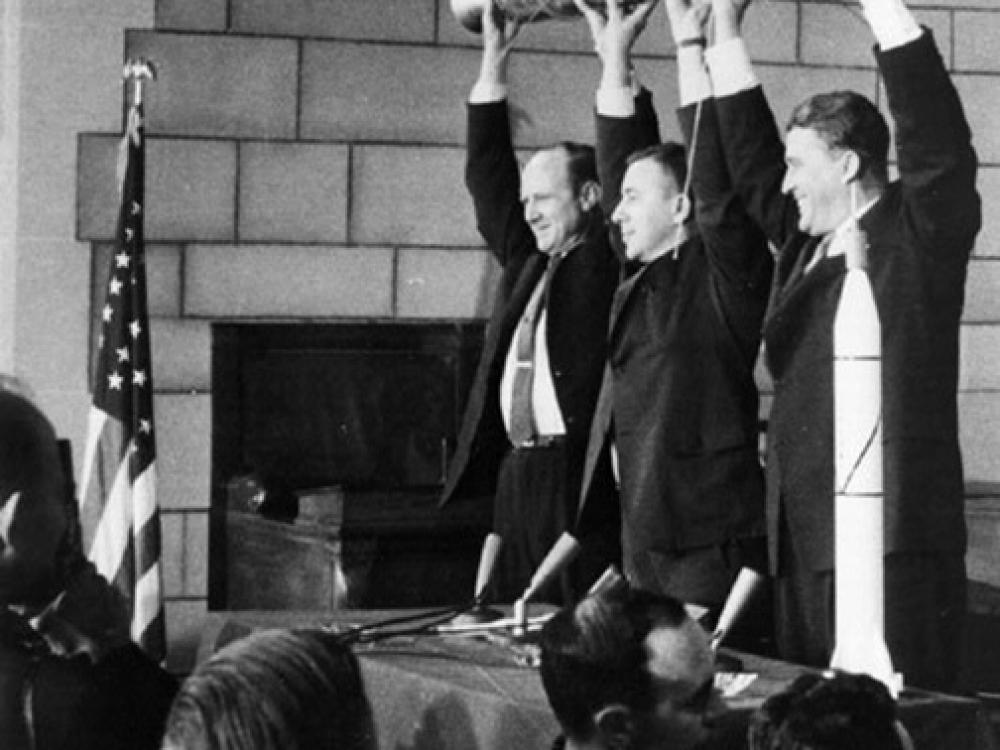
[
  {"xmin": 539, "ymin": 580, "xmax": 724, "ymax": 750},
  {"xmin": 782, "ymin": 90, "xmax": 890, "ymax": 236},
  {"xmin": 521, "ymin": 141, "xmax": 602, "ymax": 255},
  {"xmin": 748, "ymin": 671, "xmax": 913, "ymax": 750},
  {"xmin": 162, "ymin": 628, "xmax": 375, "ymax": 750},
  {"xmin": 613, "ymin": 142, "xmax": 691, "ymax": 263},
  {"xmin": 0, "ymin": 379, "xmax": 71, "ymax": 608}
]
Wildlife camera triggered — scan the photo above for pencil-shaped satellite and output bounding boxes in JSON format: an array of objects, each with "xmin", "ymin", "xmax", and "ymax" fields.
[{"xmin": 828, "ymin": 221, "xmax": 900, "ymax": 696}]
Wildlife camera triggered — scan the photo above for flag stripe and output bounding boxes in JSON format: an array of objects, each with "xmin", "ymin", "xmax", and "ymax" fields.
[
  {"xmin": 88, "ymin": 437, "xmax": 134, "ymax": 582},
  {"xmin": 132, "ymin": 562, "xmax": 162, "ymax": 640},
  {"xmin": 138, "ymin": 605, "xmax": 166, "ymax": 657},
  {"xmin": 132, "ymin": 462, "xmax": 157, "ymax": 531}
]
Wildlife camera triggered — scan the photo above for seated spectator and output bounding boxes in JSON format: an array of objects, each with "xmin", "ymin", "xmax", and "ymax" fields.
[
  {"xmin": 539, "ymin": 577, "xmax": 736, "ymax": 750},
  {"xmin": 748, "ymin": 671, "xmax": 914, "ymax": 750},
  {"xmin": 0, "ymin": 379, "xmax": 177, "ymax": 750},
  {"xmin": 162, "ymin": 628, "xmax": 376, "ymax": 750}
]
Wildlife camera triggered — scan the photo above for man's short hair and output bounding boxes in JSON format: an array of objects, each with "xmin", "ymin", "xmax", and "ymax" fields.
[
  {"xmin": 539, "ymin": 584, "xmax": 688, "ymax": 741},
  {"xmin": 550, "ymin": 140, "xmax": 600, "ymax": 196},
  {"xmin": 748, "ymin": 671, "xmax": 907, "ymax": 750},
  {"xmin": 787, "ymin": 91, "xmax": 890, "ymax": 181},
  {"xmin": 626, "ymin": 141, "xmax": 688, "ymax": 195},
  {"xmin": 163, "ymin": 628, "xmax": 375, "ymax": 750}
]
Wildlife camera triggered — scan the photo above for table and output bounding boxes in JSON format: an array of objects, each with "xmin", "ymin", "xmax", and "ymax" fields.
[{"xmin": 198, "ymin": 610, "xmax": 997, "ymax": 750}]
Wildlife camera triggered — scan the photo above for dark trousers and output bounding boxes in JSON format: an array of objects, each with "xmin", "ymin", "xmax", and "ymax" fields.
[
  {"xmin": 775, "ymin": 532, "xmax": 966, "ymax": 693},
  {"xmin": 491, "ymin": 442, "xmax": 616, "ymax": 604},
  {"xmin": 627, "ymin": 542, "xmax": 750, "ymax": 614}
]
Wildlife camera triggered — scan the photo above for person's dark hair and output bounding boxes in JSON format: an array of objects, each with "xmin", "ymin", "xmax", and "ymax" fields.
[
  {"xmin": 162, "ymin": 628, "xmax": 375, "ymax": 750},
  {"xmin": 551, "ymin": 141, "xmax": 600, "ymax": 196},
  {"xmin": 539, "ymin": 584, "xmax": 688, "ymax": 741},
  {"xmin": 787, "ymin": 91, "xmax": 890, "ymax": 182},
  {"xmin": 748, "ymin": 671, "xmax": 906, "ymax": 750},
  {"xmin": 626, "ymin": 141, "xmax": 688, "ymax": 195}
]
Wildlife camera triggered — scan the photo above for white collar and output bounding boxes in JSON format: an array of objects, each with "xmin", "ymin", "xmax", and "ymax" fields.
[{"xmin": 825, "ymin": 197, "xmax": 878, "ymax": 258}]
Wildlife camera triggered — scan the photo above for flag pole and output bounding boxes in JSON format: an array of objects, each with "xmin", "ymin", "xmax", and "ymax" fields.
[{"xmin": 123, "ymin": 58, "xmax": 156, "ymax": 106}]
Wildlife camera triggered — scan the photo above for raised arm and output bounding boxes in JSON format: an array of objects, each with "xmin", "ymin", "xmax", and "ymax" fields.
[
  {"xmin": 464, "ymin": 5, "xmax": 534, "ymax": 267},
  {"xmin": 665, "ymin": 0, "xmax": 771, "ymax": 356},
  {"xmin": 575, "ymin": 0, "xmax": 662, "ymax": 257},
  {"xmin": 705, "ymin": 0, "xmax": 799, "ymax": 250},
  {"xmin": 861, "ymin": 0, "xmax": 980, "ymax": 255}
]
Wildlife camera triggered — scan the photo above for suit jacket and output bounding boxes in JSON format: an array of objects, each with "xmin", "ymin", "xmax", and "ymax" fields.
[
  {"xmin": 576, "ymin": 99, "xmax": 771, "ymax": 563},
  {"xmin": 440, "ymin": 100, "xmax": 620, "ymax": 511},
  {"xmin": 714, "ymin": 31, "xmax": 980, "ymax": 573}
]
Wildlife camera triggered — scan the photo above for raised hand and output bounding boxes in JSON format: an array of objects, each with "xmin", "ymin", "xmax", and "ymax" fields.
[
  {"xmin": 477, "ymin": 1, "xmax": 521, "ymax": 87},
  {"xmin": 709, "ymin": 0, "xmax": 752, "ymax": 40},
  {"xmin": 573, "ymin": 0, "xmax": 660, "ymax": 72},
  {"xmin": 664, "ymin": 0, "xmax": 711, "ymax": 46},
  {"xmin": 481, "ymin": 1, "xmax": 520, "ymax": 58}
]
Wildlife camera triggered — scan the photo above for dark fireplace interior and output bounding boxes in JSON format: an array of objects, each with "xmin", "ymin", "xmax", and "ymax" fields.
[{"xmin": 209, "ymin": 321, "xmax": 491, "ymax": 611}]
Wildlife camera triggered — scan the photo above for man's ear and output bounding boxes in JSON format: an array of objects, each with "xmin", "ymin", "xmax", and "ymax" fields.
[
  {"xmin": 673, "ymin": 192, "xmax": 692, "ymax": 225},
  {"xmin": 593, "ymin": 704, "xmax": 635, "ymax": 750},
  {"xmin": 840, "ymin": 150, "xmax": 863, "ymax": 184},
  {"xmin": 578, "ymin": 180, "xmax": 602, "ymax": 212},
  {"xmin": 0, "ymin": 491, "xmax": 21, "ymax": 556}
]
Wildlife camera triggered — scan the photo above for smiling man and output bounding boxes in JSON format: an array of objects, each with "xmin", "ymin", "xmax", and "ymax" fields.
[
  {"xmin": 549, "ymin": 0, "xmax": 771, "ymax": 631},
  {"xmin": 439, "ymin": 4, "xmax": 622, "ymax": 604},
  {"xmin": 706, "ymin": 0, "xmax": 981, "ymax": 691}
]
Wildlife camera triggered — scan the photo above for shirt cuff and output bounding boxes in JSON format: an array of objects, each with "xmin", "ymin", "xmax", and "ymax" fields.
[
  {"xmin": 705, "ymin": 37, "xmax": 758, "ymax": 98},
  {"xmin": 469, "ymin": 80, "xmax": 508, "ymax": 104},
  {"xmin": 678, "ymin": 47, "xmax": 712, "ymax": 106},
  {"xmin": 860, "ymin": 0, "xmax": 922, "ymax": 50},
  {"xmin": 596, "ymin": 85, "xmax": 635, "ymax": 117}
]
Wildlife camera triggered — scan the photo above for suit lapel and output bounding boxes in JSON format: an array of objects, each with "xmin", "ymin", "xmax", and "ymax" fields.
[
  {"xmin": 609, "ymin": 258, "xmax": 658, "ymax": 341},
  {"xmin": 768, "ymin": 236, "xmax": 843, "ymax": 321},
  {"xmin": 498, "ymin": 253, "xmax": 547, "ymax": 346}
]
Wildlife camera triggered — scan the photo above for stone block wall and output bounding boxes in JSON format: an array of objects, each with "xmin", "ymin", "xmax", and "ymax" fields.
[{"xmin": 67, "ymin": 0, "xmax": 1000, "ymax": 671}]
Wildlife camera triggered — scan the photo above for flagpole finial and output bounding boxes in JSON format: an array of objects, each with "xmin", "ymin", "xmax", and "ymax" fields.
[{"xmin": 123, "ymin": 58, "xmax": 157, "ymax": 106}]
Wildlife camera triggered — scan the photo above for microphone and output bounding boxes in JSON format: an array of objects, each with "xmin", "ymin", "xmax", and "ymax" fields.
[
  {"xmin": 473, "ymin": 532, "xmax": 503, "ymax": 604},
  {"xmin": 513, "ymin": 532, "xmax": 582, "ymax": 629},
  {"xmin": 520, "ymin": 532, "xmax": 581, "ymax": 604},
  {"xmin": 444, "ymin": 532, "xmax": 505, "ymax": 626}
]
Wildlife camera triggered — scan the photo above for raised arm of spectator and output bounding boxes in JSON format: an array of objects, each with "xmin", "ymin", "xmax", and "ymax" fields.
[{"xmin": 464, "ymin": 4, "xmax": 534, "ymax": 268}]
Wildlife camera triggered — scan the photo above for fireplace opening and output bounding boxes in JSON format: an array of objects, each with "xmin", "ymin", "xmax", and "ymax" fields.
[{"xmin": 209, "ymin": 321, "xmax": 490, "ymax": 610}]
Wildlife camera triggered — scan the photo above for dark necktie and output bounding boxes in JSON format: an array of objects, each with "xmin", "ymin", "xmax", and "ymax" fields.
[{"xmin": 508, "ymin": 251, "xmax": 564, "ymax": 446}]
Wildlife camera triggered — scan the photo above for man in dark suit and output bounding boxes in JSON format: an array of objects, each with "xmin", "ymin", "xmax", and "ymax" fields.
[
  {"xmin": 439, "ymin": 4, "xmax": 622, "ymax": 603},
  {"xmin": 706, "ymin": 0, "xmax": 980, "ymax": 691},
  {"xmin": 551, "ymin": 0, "xmax": 770, "ymax": 626}
]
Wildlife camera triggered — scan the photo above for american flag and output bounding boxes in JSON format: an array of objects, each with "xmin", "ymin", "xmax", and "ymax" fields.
[{"xmin": 79, "ymin": 100, "xmax": 165, "ymax": 660}]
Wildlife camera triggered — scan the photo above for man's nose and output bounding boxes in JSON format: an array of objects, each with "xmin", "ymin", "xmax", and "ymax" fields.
[
  {"xmin": 612, "ymin": 202, "xmax": 624, "ymax": 224},
  {"xmin": 780, "ymin": 171, "xmax": 794, "ymax": 195}
]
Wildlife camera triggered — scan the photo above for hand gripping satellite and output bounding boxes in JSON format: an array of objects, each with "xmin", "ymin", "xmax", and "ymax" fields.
[{"xmin": 450, "ymin": 0, "xmax": 644, "ymax": 33}]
